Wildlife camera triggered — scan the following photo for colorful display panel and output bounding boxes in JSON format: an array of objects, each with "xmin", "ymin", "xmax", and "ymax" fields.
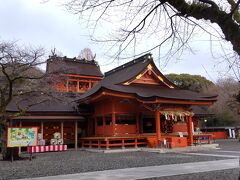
[{"xmin": 7, "ymin": 127, "xmax": 38, "ymax": 147}]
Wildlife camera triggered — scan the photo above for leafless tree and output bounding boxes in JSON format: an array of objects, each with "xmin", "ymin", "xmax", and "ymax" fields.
[
  {"xmin": 0, "ymin": 41, "xmax": 83, "ymax": 159},
  {"xmin": 78, "ymin": 48, "xmax": 96, "ymax": 61},
  {"xmin": 205, "ymin": 78, "xmax": 240, "ymax": 125},
  {"xmin": 64, "ymin": 0, "xmax": 240, "ymax": 80},
  {"xmin": 0, "ymin": 41, "xmax": 55, "ymax": 159}
]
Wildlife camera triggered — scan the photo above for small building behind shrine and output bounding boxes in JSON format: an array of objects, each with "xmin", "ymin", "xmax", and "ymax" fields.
[{"xmin": 7, "ymin": 53, "xmax": 217, "ymax": 149}]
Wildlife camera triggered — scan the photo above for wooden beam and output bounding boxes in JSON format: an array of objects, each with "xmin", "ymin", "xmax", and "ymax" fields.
[
  {"xmin": 75, "ymin": 121, "xmax": 78, "ymax": 150},
  {"xmin": 12, "ymin": 116, "xmax": 84, "ymax": 120},
  {"xmin": 81, "ymin": 90, "xmax": 216, "ymax": 106},
  {"xmin": 142, "ymin": 99, "xmax": 215, "ymax": 105},
  {"xmin": 64, "ymin": 74, "xmax": 103, "ymax": 80}
]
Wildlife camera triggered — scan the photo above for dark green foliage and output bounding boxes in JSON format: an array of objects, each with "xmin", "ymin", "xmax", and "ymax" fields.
[
  {"xmin": 166, "ymin": 73, "xmax": 214, "ymax": 92},
  {"xmin": 207, "ymin": 109, "xmax": 236, "ymax": 126}
]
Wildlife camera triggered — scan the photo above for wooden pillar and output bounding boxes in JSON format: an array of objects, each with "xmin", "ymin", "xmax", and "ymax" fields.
[
  {"xmin": 121, "ymin": 139, "xmax": 125, "ymax": 149},
  {"xmin": 112, "ymin": 113, "xmax": 116, "ymax": 136},
  {"xmin": 103, "ymin": 115, "xmax": 106, "ymax": 135},
  {"xmin": 41, "ymin": 121, "xmax": 44, "ymax": 139},
  {"xmin": 61, "ymin": 121, "xmax": 64, "ymax": 143},
  {"xmin": 155, "ymin": 111, "xmax": 161, "ymax": 143},
  {"xmin": 106, "ymin": 139, "xmax": 109, "ymax": 149},
  {"xmin": 136, "ymin": 112, "xmax": 140, "ymax": 134},
  {"xmin": 19, "ymin": 120, "xmax": 22, "ymax": 154},
  {"xmin": 87, "ymin": 118, "xmax": 91, "ymax": 136},
  {"xmin": 112, "ymin": 99, "xmax": 116, "ymax": 136},
  {"xmin": 98, "ymin": 140, "xmax": 100, "ymax": 149},
  {"xmin": 94, "ymin": 117, "xmax": 97, "ymax": 136},
  {"xmin": 66, "ymin": 80, "xmax": 69, "ymax": 92},
  {"xmin": 75, "ymin": 121, "xmax": 78, "ymax": 150},
  {"xmin": 88, "ymin": 81, "xmax": 91, "ymax": 90},
  {"xmin": 77, "ymin": 81, "xmax": 80, "ymax": 92},
  {"xmin": 135, "ymin": 138, "xmax": 138, "ymax": 148},
  {"xmin": 187, "ymin": 116, "xmax": 194, "ymax": 146}
]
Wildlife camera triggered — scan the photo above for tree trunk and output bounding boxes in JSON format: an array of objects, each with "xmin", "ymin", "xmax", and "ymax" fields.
[
  {"xmin": 166, "ymin": 0, "xmax": 240, "ymax": 56},
  {"xmin": 0, "ymin": 124, "xmax": 7, "ymax": 160},
  {"xmin": 0, "ymin": 123, "xmax": 20, "ymax": 160}
]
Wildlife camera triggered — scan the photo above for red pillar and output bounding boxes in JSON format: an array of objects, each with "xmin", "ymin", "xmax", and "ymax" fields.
[
  {"xmin": 112, "ymin": 113, "xmax": 116, "ymax": 136},
  {"xmin": 187, "ymin": 116, "xmax": 194, "ymax": 146},
  {"xmin": 75, "ymin": 121, "xmax": 78, "ymax": 150},
  {"xmin": 136, "ymin": 112, "xmax": 140, "ymax": 134},
  {"xmin": 112, "ymin": 99, "xmax": 116, "ymax": 136},
  {"xmin": 87, "ymin": 119, "xmax": 90, "ymax": 136},
  {"xmin": 155, "ymin": 111, "xmax": 161, "ymax": 144},
  {"xmin": 94, "ymin": 117, "xmax": 97, "ymax": 136}
]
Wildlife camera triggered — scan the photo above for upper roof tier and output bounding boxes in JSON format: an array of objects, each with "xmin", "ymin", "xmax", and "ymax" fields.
[
  {"xmin": 46, "ymin": 56, "xmax": 103, "ymax": 77},
  {"xmin": 79, "ymin": 53, "xmax": 217, "ymax": 104}
]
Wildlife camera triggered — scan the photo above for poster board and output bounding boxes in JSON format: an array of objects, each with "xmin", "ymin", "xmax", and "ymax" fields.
[{"xmin": 7, "ymin": 127, "xmax": 38, "ymax": 147}]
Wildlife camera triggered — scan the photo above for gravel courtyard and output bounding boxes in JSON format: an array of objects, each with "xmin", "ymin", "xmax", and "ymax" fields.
[
  {"xmin": 0, "ymin": 150, "xmax": 230, "ymax": 180},
  {"xmin": 0, "ymin": 139, "xmax": 240, "ymax": 180}
]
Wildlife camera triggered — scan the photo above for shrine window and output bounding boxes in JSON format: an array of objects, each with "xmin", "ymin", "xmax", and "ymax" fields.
[
  {"xmin": 96, "ymin": 116, "xmax": 103, "ymax": 126},
  {"xmin": 105, "ymin": 114, "xmax": 112, "ymax": 125},
  {"xmin": 116, "ymin": 114, "xmax": 136, "ymax": 125},
  {"xmin": 79, "ymin": 82, "xmax": 90, "ymax": 92},
  {"xmin": 68, "ymin": 81, "xmax": 77, "ymax": 92}
]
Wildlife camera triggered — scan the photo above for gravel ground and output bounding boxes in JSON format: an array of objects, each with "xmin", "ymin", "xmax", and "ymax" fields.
[
  {"xmin": 0, "ymin": 150, "xmax": 229, "ymax": 180},
  {"xmin": 216, "ymin": 139, "xmax": 240, "ymax": 151},
  {"xmin": 143, "ymin": 168, "xmax": 240, "ymax": 180},
  {"xmin": 1, "ymin": 139, "xmax": 239, "ymax": 180}
]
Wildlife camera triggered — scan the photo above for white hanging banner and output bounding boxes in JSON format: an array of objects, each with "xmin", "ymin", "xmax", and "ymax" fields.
[
  {"xmin": 192, "ymin": 122, "xmax": 194, "ymax": 134},
  {"xmin": 232, "ymin": 129, "xmax": 236, "ymax": 139},
  {"xmin": 229, "ymin": 129, "xmax": 232, "ymax": 138}
]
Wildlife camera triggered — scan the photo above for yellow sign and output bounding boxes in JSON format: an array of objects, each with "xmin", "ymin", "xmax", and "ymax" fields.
[{"xmin": 7, "ymin": 127, "xmax": 38, "ymax": 147}]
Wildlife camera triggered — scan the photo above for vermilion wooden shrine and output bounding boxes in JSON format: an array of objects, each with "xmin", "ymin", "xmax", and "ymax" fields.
[{"xmin": 7, "ymin": 54, "xmax": 217, "ymax": 149}]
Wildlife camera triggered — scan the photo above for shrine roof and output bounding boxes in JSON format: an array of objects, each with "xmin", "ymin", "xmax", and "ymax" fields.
[
  {"xmin": 79, "ymin": 53, "xmax": 217, "ymax": 103},
  {"xmin": 46, "ymin": 56, "xmax": 103, "ymax": 77},
  {"xmin": 6, "ymin": 93, "xmax": 84, "ymax": 113},
  {"xmin": 191, "ymin": 106, "xmax": 214, "ymax": 116}
]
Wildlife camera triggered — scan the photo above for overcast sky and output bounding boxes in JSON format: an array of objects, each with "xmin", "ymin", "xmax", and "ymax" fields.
[{"xmin": 0, "ymin": 0, "xmax": 233, "ymax": 82}]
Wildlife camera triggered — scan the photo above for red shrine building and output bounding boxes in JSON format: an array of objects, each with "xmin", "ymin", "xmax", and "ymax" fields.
[{"xmin": 7, "ymin": 54, "xmax": 217, "ymax": 149}]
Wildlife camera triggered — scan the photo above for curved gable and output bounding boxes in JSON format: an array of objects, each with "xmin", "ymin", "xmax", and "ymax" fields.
[{"xmin": 122, "ymin": 63, "xmax": 176, "ymax": 89}]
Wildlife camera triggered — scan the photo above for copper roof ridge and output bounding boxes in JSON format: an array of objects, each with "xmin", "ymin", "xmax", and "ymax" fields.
[{"xmin": 104, "ymin": 53, "xmax": 152, "ymax": 77}]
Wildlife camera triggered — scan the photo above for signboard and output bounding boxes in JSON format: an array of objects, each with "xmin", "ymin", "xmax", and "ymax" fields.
[{"xmin": 7, "ymin": 127, "xmax": 38, "ymax": 147}]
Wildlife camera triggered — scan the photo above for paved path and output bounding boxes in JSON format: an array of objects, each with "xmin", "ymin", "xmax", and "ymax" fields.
[
  {"xmin": 182, "ymin": 152, "xmax": 240, "ymax": 158},
  {"xmin": 183, "ymin": 149, "xmax": 240, "ymax": 158},
  {"xmin": 23, "ymin": 158, "xmax": 239, "ymax": 180}
]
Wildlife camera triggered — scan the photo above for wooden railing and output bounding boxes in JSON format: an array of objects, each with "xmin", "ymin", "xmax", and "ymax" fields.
[
  {"xmin": 193, "ymin": 134, "xmax": 213, "ymax": 144},
  {"xmin": 81, "ymin": 136, "xmax": 147, "ymax": 149}
]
